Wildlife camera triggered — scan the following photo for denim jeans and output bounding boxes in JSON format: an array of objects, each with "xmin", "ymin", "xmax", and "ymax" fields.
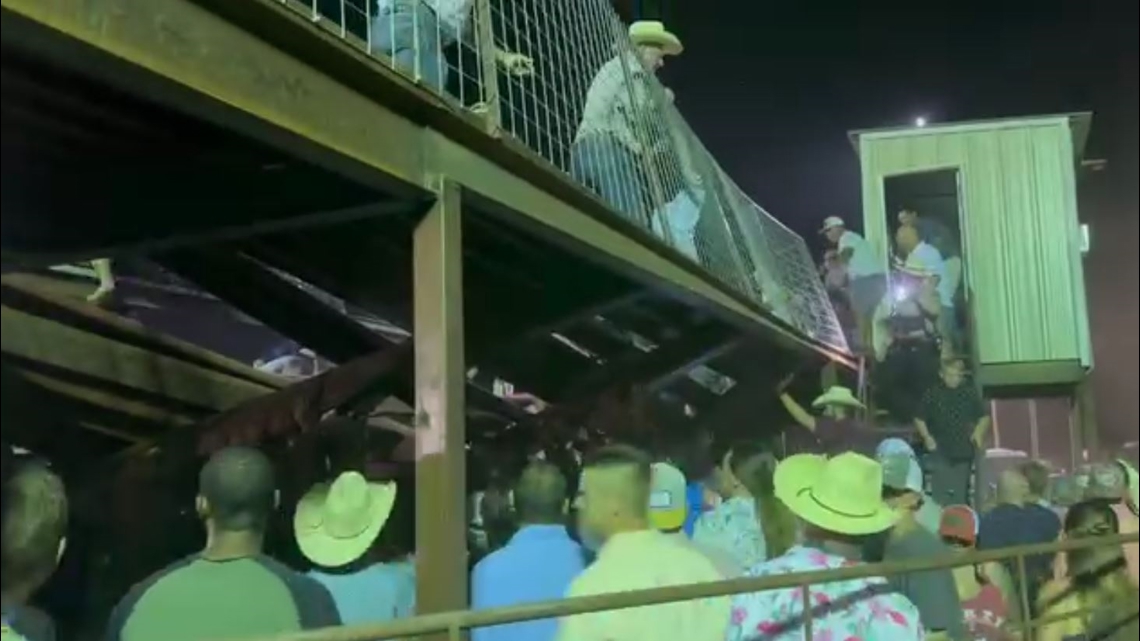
[
  {"xmin": 651, "ymin": 188, "xmax": 704, "ymax": 260},
  {"xmin": 570, "ymin": 134, "xmax": 647, "ymax": 225},
  {"xmin": 371, "ymin": 0, "xmax": 448, "ymax": 95}
]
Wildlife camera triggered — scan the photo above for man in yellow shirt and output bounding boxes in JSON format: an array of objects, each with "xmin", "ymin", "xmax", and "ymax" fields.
[{"xmin": 557, "ymin": 445, "xmax": 730, "ymax": 641}]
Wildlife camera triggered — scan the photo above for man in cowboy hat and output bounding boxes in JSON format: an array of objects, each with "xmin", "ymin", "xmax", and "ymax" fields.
[
  {"xmin": 822, "ymin": 216, "xmax": 887, "ymax": 352},
  {"xmin": 369, "ymin": 0, "xmax": 533, "ymax": 97},
  {"xmin": 572, "ymin": 21, "xmax": 682, "ymax": 223},
  {"xmin": 295, "ymin": 471, "xmax": 414, "ymax": 626},
  {"xmin": 107, "ymin": 447, "xmax": 340, "ymax": 641},
  {"xmin": 727, "ymin": 453, "xmax": 924, "ymax": 640},
  {"xmin": 777, "ymin": 375, "xmax": 879, "ymax": 457}
]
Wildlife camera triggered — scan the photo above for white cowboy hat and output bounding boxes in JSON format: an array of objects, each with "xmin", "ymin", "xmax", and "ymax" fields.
[
  {"xmin": 811, "ymin": 386, "xmax": 864, "ymax": 409},
  {"xmin": 628, "ymin": 21, "xmax": 683, "ymax": 55},
  {"xmin": 819, "ymin": 216, "xmax": 845, "ymax": 233},
  {"xmin": 775, "ymin": 453, "xmax": 898, "ymax": 535},
  {"xmin": 295, "ymin": 471, "xmax": 397, "ymax": 568}
]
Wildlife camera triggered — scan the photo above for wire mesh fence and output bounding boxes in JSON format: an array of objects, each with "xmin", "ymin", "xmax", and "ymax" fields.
[{"xmin": 282, "ymin": 0, "xmax": 848, "ymax": 353}]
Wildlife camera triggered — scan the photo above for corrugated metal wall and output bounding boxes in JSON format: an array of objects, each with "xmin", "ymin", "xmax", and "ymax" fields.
[{"xmin": 859, "ymin": 118, "xmax": 1092, "ymax": 368}]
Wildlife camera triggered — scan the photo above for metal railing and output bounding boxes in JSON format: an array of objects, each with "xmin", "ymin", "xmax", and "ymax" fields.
[
  {"xmin": 233, "ymin": 532, "xmax": 1137, "ymax": 640},
  {"xmin": 272, "ymin": 0, "xmax": 848, "ymax": 352}
]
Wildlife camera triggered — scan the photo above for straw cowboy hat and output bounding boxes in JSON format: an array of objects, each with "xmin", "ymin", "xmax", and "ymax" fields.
[
  {"xmin": 774, "ymin": 453, "xmax": 899, "ymax": 535},
  {"xmin": 811, "ymin": 386, "xmax": 864, "ymax": 409},
  {"xmin": 628, "ymin": 21, "xmax": 683, "ymax": 55},
  {"xmin": 295, "ymin": 471, "xmax": 397, "ymax": 568}
]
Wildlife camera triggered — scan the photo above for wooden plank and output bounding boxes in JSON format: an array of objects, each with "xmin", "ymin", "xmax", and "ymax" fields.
[
  {"xmin": 2, "ymin": 273, "xmax": 287, "ymax": 389},
  {"xmin": 1, "ymin": 306, "xmax": 276, "ymax": 411}
]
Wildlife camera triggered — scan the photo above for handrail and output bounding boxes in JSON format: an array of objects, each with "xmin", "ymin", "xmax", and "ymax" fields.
[
  {"xmin": 231, "ymin": 532, "xmax": 1138, "ymax": 640},
  {"xmin": 232, "ymin": 0, "xmax": 850, "ymax": 354}
]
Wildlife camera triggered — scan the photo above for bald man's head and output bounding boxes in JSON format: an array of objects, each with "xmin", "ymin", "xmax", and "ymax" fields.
[
  {"xmin": 577, "ymin": 445, "xmax": 653, "ymax": 543},
  {"xmin": 997, "ymin": 468, "xmax": 1029, "ymax": 505},
  {"xmin": 197, "ymin": 447, "xmax": 276, "ymax": 533},
  {"xmin": 514, "ymin": 461, "xmax": 569, "ymax": 524}
]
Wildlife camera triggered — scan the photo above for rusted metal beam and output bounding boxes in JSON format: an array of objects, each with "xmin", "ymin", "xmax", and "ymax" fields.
[
  {"xmin": 555, "ymin": 321, "xmax": 735, "ymax": 404},
  {"xmin": 412, "ymin": 178, "xmax": 468, "ymax": 631}
]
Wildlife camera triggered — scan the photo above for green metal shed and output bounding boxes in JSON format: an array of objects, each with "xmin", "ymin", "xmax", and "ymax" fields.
[{"xmin": 850, "ymin": 114, "xmax": 1093, "ymax": 390}]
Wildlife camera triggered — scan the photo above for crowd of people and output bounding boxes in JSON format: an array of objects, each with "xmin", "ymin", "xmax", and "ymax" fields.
[{"xmin": 3, "ymin": 426, "xmax": 1136, "ymax": 641}]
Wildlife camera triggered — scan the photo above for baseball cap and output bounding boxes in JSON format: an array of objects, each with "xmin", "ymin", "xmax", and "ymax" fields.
[
  {"xmin": 876, "ymin": 437, "xmax": 917, "ymax": 460},
  {"xmin": 880, "ymin": 454, "xmax": 924, "ymax": 494},
  {"xmin": 649, "ymin": 462, "xmax": 687, "ymax": 531},
  {"xmin": 820, "ymin": 216, "xmax": 845, "ymax": 233},
  {"xmin": 939, "ymin": 505, "xmax": 979, "ymax": 545}
]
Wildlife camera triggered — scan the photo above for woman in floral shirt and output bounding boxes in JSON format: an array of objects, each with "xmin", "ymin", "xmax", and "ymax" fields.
[
  {"xmin": 727, "ymin": 453, "xmax": 925, "ymax": 641},
  {"xmin": 695, "ymin": 445, "xmax": 796, "ymax": 569}
]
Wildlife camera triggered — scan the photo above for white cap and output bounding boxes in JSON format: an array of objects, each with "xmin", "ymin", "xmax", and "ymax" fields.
[
  {"xmin": 876, "ymin": 438, "xmax": 917, "ymax": 460},
  {"xmin": 881, "ymin": 454, "xmax": 924, "ymax": 494},
  {"xmin": 820, "ymin": 216, "xmax": 845, "ymax": 233}
]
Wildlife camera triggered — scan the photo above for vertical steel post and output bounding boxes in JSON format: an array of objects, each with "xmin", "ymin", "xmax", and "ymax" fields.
[
  {"xmin": 801, "ymin": 585, "xmax": 813, "ymax": 641},
  {"xmin": 472, "ymin": 0, "xmax": 502, "ymax": 135},
  {"xmin": 413, "ymin": 178, "xmax": 468, "ymax": 640},
  {"xmin": 1028, "ymin": 399, "xmax": 1040, "ymax": 459},
  {"xmin": 1016, "ymin": 554, "xmax": 1033, "ymax": 641},
  {"xmin": 1074, "ymin": 376, "xmax": 1098, "ymax": 457}
]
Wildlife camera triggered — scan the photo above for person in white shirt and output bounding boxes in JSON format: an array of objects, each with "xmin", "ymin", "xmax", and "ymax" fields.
[
  {"xmin": 371, "ymin": 0, "xmax": 533, "ymax": 96},
  {"xmin": 821, "ymin": 216, "xmax": 886, "ymax": 353},
  {"xmin": 572, "ymin": 22, "xmax": 682, "ymax": 223},
  {"xmin": 897, "ymin": 224, "xmax": 959, "ymax": 357},
  {"xmin": 557, "ymin": 445, "xmax": 730, "ymax": 641}
]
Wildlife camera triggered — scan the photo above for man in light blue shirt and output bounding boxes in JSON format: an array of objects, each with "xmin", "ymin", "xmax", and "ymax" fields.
[
  {"xmin": 295, "ymin": 472, "xmax": 415, "ymax": 626},
  {"xmin": 471, "ymin": 462, "xmax": 586, "ymax": 641}
]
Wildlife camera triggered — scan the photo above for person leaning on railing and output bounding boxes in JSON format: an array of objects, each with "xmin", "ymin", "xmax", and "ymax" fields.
[
  {"xmin": 1036, "ymin": 500, "xmax": 1139, "ymax": 641},
  {"xmin": 368, "ymin": 0, "xmax": 533, "ymax": 97},
  {"xmin": 571, "ymin": 21, "xmax": 681, "ymax": 224}
]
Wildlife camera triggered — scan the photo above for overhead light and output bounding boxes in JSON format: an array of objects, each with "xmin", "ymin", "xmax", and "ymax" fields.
[{"xmin": 915, "ymin": 117, "xmax": 928, "ymax": 128}]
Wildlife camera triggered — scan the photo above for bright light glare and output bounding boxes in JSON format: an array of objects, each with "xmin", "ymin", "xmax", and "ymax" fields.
[{"xmin": 915, "ymin": 117, "xmax": 928, "ymax": 128}]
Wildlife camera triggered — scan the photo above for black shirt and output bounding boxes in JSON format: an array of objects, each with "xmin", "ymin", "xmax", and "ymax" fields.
[
  {"xmin": 977, "ymin": 503, "xmax": 1062, "ymax": 614},
  {"xmin": 918, "ymin": 383, "xmax": 986, "ymax": 461},
  {"xmin": 784, "ymin": 417, "xmax": 880, "ymax": 458}
]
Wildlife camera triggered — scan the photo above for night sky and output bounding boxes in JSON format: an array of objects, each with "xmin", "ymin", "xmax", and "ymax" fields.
[{"xmin": 653, "ymin": 2, "xmax": 1138, "ymax": 449}]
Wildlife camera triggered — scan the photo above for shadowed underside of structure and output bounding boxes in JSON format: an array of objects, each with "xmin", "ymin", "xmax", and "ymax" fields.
[{"xmin": 0, "ymin": 0, "xmax": 853, "ymax": 465}]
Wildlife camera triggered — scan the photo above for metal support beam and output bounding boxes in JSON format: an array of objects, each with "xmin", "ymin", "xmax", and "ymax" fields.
[
  {"xmin": 157, "ymin": 248, "xmax": 391, "ymax": 364},
  {"xmin": 558, "ymin": 323, "xmax": 734, "ymax": 404},
  {"xmin": 413, "ymin": 179, "xmax": 468, "ymax": 630}
]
